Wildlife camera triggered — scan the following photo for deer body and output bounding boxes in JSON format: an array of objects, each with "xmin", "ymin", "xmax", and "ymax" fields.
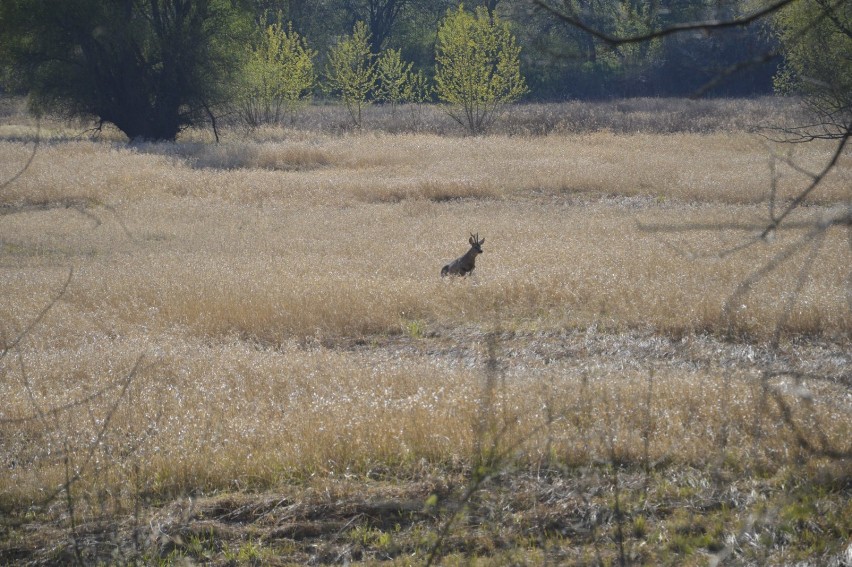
[{"xmin": 441, "ymin": 233, "xmax": 484, "ymax": 277}]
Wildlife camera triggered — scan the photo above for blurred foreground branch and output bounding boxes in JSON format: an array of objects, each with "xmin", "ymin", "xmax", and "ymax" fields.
[{"xmin": 532, "ymin": 0, "xmax": 799, "ymax": 46}]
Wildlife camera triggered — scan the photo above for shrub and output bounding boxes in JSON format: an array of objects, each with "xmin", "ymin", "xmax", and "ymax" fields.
[
  {"xmin": 434, "ymin": 6, "xmax": 528, "ymax": 135},
  {"xmin": 238, "ymin": 18, "xmax": 317, "ymax": 127},
  {"xmin": 325, "ymin": 21, "xmax": 377, "ymax": 129}
]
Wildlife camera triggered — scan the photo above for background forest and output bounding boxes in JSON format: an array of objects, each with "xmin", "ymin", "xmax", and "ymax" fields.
[
  {"xmin": 248, "ymin": 0, "xmax": 780, "ymax": 99},
  {"xmin": 0, "ymin": 0, "xmax": 800, "ymax": 142},
  {"xmin": 3, "ymin": 0, "xmax": 848, "ymax": 141}
]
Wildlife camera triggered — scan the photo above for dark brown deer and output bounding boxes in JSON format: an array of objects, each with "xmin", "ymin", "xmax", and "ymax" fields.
[{"xmin": 441, "ymin": 233, "xmax": 484, "ymax": 277}]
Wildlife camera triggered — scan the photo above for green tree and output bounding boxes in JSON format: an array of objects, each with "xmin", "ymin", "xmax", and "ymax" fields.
[
  {"xmin": 772, "ymin": 0, "xmax": 852, "ymax": 137},
  {"xmin": 239, "ymin": 17, "xmax": 316, "ymax": 126},
  {"xmin": 434, "ymin": 5, "xmax": 528, "ymax": 135},
  {"xmin": 406, "ymin": 69, "xmax": 433, "ymax": 105},
  {"xmin": 376, "ymin": 48, "xmax": 413, "ymax": 115},
  {"xmin": 325, "ymin": 21, "xmax": 377, "ymax": 128},
  {"xmin": 0, "ymin": 0, "xmax": 252, "ymax": 141},
  {"xmin": 402, "ymin": 69, "xmax": 433, "ymax": 128}
]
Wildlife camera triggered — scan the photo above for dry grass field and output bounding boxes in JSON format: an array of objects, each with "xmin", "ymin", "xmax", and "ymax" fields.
[{"xmin": 0, "ymin": 98, "xmax": 850, "ymax": 565}]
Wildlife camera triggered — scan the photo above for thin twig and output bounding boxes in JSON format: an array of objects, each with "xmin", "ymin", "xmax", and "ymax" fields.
[
  {"xmin": 0, "ymin": 119, "xmax": 40, "ymax": 191},
  {"xmin": 39, "ymin": 355, "xmax": 145, "ymax": 507},
  {"xmin": 761, "ymin": 127, "xmax": 852, "ymax": 238},
  {"xmin": 0, "ymin": 267, "xmax": 74, "ymax": 362},
  {"xmin": 533, "ymin": 0, "xmax": 801, "ymax": 46}
]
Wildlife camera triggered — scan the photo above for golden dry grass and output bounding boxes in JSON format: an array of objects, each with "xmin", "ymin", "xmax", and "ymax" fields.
[
  {"xmin": 0, "ymin": 131, "xmax": 848, "ymax": 341},
  {"xmin": 0, "ymin": 104, "xmax": 850, "ymax": 563}
]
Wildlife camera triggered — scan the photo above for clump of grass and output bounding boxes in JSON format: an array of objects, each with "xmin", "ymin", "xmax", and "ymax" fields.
[
  {"xmin": 416, "ymin": 179, "xmax": 502, "ymax": 202},
  {"xmin": 356, "ymin": 179, "xmax": 502, "ymax": 203},
  {"xmin": 151, "ymin": 141, "xmax": 330, "ymax": 171},
  {"xmin": 402, "ymin": 318, "xmax": 427, "ymax": 338}
]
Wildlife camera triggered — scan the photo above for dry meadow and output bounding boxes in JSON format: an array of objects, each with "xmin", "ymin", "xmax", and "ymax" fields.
[{"xmin": 1, "ymin": 99, "xmax": 850, "ymax": 565}]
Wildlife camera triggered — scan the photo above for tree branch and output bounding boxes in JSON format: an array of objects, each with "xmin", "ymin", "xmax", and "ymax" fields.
[
  {"xmin": 532, "ymin": 0, "xmax": 800, "ymax": 46},
  {"xmin": 0, "ymin": 119, "xmax": 40, "ymax": 191},
  {"xmin": 0, "ymin": 268, "xmax": 74, "ymax": 363},
  {"xmin": 762, "ymin": 123, "xmax": 851, "ymax": 238}
]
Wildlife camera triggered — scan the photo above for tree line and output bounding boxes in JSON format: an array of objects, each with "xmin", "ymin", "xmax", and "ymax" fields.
[
  {"xmin": 1, "ymin": 0, "xmax": 849, "ymax": 141},
  {"xmin": 246, "ymin": 0, "xmax": 782, "ymax": 99}
]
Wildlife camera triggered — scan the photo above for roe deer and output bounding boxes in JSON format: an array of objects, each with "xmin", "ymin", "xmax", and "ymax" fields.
[{"xmin": 441, "ymin": 233, "xmax": 484, "ymax": 277}]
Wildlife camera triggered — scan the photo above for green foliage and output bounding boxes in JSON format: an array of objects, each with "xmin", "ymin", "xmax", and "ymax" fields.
[
  {"xmin": 407, "ymin": 69, "xmax": 434, "ymax": 105},
  {"xmin": 0, "ymin": 0, "xmax": 252, "ymax": 141},
  {"xmin": 348, "ymin": 525, "xmax": 394, "ymax": 550},
  {"xmin": 405, "ymin": 68, "xmax": 434, "ymax": 128},
  {"xmin": 772, "ymin": 0, "xmax": 852, "ymax": 132},
  {"xmin": 325, "ymin": 21, "xmax": 377, "ymax": 128},
  {"xmin": 374, "ymin": 47, "xmax": 432, "ymax": 122},
  {"xmin": 434, "ymin": 5, "xmax": 528, "ymax": 134},
  {"xmin": 239, "ymin": 16, "xmax": 316, "ymax": 127},
  {"xmin": 376, "ymin": 48, "xmax": 413, "ymax": 115},
  {"xmin": 402, "ymin": 318, "xmax": 427, "ymax": 338}
]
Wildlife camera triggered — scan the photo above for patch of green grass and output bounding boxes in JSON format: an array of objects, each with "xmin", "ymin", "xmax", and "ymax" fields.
[
  {"xmin": 664, "ymin": 508, "xmax": 726, "ymax": 556},
  {"xmin": 632, "ymin": 514, "xmax": 649, "ymax": 538},
  {"xmin": 349, "ymin": 525, "xmax": 395, "ymax": 551},
  {"xmin": 402, "ymin": 318, "xmax": 427, "ymax": 339},
  {"xmin": 223, "ymin": 538, "xmax": 270, "ymax": 564}
]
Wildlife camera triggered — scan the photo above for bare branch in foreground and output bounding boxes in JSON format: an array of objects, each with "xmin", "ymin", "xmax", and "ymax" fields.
[
  {"xmin": 532, "ymin": 0, "xmax": 800, "ymax": 46},
  {"xmin": 0, "ymin": 267, "xmax": 73, "ymax": 363},
  {"xmin": 637, "ymin": 126, "xmax": 851, "ymax": 257},
  {"xmin": 720, "ymin": 223, "xmax": 831, "ymax": 338},
  {"xmin": 38, "ymin": 354, "xmax": 145, "ymax": 507},
  {"xmin": 0, "ymin": 119, "xmax": 40, "ymax": 192},
  {"xmin": 761, "ymin": 126, "xmax": 851, "ymax": 238}
]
